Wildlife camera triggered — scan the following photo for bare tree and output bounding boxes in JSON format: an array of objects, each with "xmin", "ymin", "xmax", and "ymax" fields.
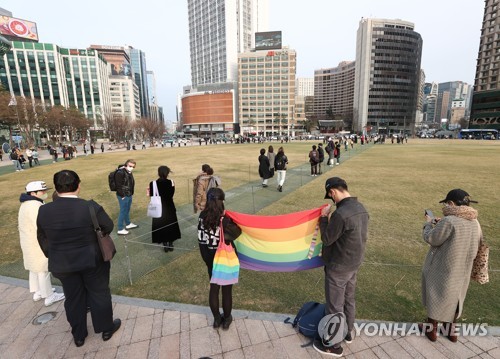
[
  {"xmin": 105, "ymin": 115, "xmax": 131, "ymax": 142},
  {"xmin": 134, "ymin": 117, "xmax": 164, "ymax": 144}
]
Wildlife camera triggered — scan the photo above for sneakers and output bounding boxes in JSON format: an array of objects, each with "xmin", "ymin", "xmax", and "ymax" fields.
[
  {"xmin": 125, "ymin": 223, "xmax": 138, "ymax": 229},
  {"xmin": 344, "ymin": 331, "xmax": 353, "ymax": 344},
  {"xmin": 33, "ymin": 288, "xmax": 56, "ymax": 301},
  {"xmin": 313, "ymin": 341, "xmax": 344, "ymax": 357},
  {"xmin": 278, "ymin": 185, "xmax": 283, "ymax": 192},
  {"xmin": 117, "ymin": 229, "xmax": 129, "ymax": 235},
  {"xmin": 44, "ymin": 292, "xmax": 65, "ymax": 306}
]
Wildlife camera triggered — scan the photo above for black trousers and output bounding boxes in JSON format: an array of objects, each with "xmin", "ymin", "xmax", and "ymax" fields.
[{"xmin": 53, "ymin": 261, "xmax": 114, "ymax": 340}]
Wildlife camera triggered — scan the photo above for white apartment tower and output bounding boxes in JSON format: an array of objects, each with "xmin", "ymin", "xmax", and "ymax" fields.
[
  {"xmin": 187, "ymin": 0, "xmax": 269, "ymax": 87},
  {"xmin": 296, "ymin": 78, "xmax": 314, "ymax": 97}
]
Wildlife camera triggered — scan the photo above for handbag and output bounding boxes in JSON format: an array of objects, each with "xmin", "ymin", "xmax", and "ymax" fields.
[
  {"xmin": 210, "ymin": 217, "xmax": 240, "ymax": 285},
  {"xmin": 147, "ymin": 180, "xmax": 162, "ymax": 218},
  {"xmin": 89, "ymin": 205, "xmax": 116, "ymax": 261},
  {"xmin": 471, "ymin": 240, "xmax": 489, "ymax": 284}
]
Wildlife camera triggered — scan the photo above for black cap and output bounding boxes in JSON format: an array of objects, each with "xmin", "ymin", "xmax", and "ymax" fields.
[
  {"xmin": 324, "ymin": 177, "xmax": 348, "ymax": 199},
  {"xmin": 439, "ymin": 189, "xmax": 478, "ymax": 205}
]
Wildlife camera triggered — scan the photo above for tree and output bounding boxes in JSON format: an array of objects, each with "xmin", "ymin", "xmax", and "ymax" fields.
[
  {"xmin": 0, "ymin": 90, "xmax": 19, "ymax": 147},
  {"xmin": 104, "ymin": 115, "xmax": 131, "ymax": 142},
  {"xmin": 134, "ymin": 117, "xmax": 165, "ymax": 144}
]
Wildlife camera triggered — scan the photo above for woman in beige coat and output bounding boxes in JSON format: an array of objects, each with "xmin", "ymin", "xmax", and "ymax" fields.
[
  {"xmin": 420, "ymin": 189, "xmax": 481, "ymax": 342},
  {"xmin": 19, "ymin": 181, "xmax": 65, "ymax": 306}
]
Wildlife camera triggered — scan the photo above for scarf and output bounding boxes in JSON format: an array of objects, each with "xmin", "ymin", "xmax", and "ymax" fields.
[{"xmin": 442, "ymin": 205, "xmax": 478, "ymax": 221}]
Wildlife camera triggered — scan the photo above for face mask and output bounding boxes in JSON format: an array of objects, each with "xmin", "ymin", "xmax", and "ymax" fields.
[
  {"xmin": 40, "ymin": 193, "xmax": 48, "ymax": 200},
  {"xmin": 127, "ymin": 166, "xmax": 134, "ymax": 172}
]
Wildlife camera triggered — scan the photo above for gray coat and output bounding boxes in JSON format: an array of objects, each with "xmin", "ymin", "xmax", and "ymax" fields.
[{"xmin": 422, "ymin": 215, "xmax": 481, "ymax": 322}]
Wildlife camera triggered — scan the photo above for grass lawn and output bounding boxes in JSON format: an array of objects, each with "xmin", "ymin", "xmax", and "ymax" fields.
[{"xmin": 1, "ymin": 139, "xmax": 498, "ymax": 325}]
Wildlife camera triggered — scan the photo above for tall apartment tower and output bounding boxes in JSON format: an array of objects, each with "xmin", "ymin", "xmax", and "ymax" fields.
[
  {"xmin": 128, "ymin": 47, "xmax": 150, "ymax": 118},
  {"xmin": 471, "ymin": 0, "xmax": 500, "ymax": 129},
  {"xmin": 296, "ymin": 78, "xmax": 314, "ymax": 97},
  {"xmin": 353, "ymin": 18, "xmax": 423, "ymax": 134},
  {"xmin": 313, "ymin": 61, "xmax": 356, "ymax": 123},
  {"xmin": 187, "ymin": 0, "xmax": 269, "ymax": 87}
]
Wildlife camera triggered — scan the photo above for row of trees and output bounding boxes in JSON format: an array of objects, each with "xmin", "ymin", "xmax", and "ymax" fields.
[{"xmin": 0, "ymin": 88, "xmax": 165, "ymax": 148}]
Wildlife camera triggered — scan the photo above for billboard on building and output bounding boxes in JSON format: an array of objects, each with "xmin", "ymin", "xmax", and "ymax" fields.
[
  {"xmin": 255, "ymin": 31, "xmax": 282, "ymax": 51},
  {"xmin": 0, "ymin": 15, "xmax": 38, "ymax": 41}
]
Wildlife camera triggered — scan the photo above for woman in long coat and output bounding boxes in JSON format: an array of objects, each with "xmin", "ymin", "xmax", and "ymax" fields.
[
  {"xmin": 258, "ymin": 148, "xmax": 271, "ymax": 187},
  {"xmin": 149, "ymin": 166, "xmax": 181, "ymax": 252},
  {"xmin": 420, "ymin": 189, "xmax": 482, "ymax": 342}
]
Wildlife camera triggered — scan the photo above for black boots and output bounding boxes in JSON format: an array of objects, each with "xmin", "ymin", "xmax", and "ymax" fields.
[{"xmin": 162, "ymin": 241, "xmax": 174, "ymax": 252}]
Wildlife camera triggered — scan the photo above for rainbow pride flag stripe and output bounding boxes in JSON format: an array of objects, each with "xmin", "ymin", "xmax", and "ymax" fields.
[{"xmin": 225, "ymin": 208, "xmax": 324, "ymax": 272}]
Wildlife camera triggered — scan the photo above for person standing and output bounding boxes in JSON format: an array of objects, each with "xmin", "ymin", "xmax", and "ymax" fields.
[
  {"xmin": 274, "ymin": 146, "xmax": 288, "ymax": 192},
  {"xmin": 419, "ymin": 189, "xmax": 481, "ymax": 343},
  {"xmin": 25, "ymin": 148, "xmax": 34, "ymax": 168},
  {"xmin": 10, "ymin": 148, "xmax": 23, "ymax": 171},
  {"xmin": 317, "ymin": 143, "xmax": 325, "ymax": 174},
  {"xmin": 19, "ymin": 181, "xmax": 65, "ymax": 306},
  {"xmin": 309, "ymin": 145, "xmax": 319, "ymax": 176},
  {"xmin": 198, "ymin": 188, "xmax": 241, "ymax": 330},
  {"xmin": 90, "ymin": 143, "xmax": 95, "ymax": 154},
  {"xmin": 258, "ymin": 148, "xmax": 271, "ymax": 187},
  {"xmin": 149, "ymin": 166, "xmax": 181, "ymax": 252},
  {"xmin": 334, "ymin": 141, "xmax": 341, "ymax": 165},
  {"xmin": 115, "ymin": 159, "xmax": 138, "ymax": 235},
  {"xmin": 314, "ymin": 177, "xmax": 369, "ymax": 356},
  {"xmin": 100, "ymin": 143, "xmax": 104, "ymax": 153},
  {"xmin": 267, "ymin": 145, "xmax": 276, "ymax": 179},
  {"xmin": 193, "ymin": 164, "xmax": 213, "ymax": 213},
  {"xmin": 37, "ymin": 170, "xmax": 121, "ymax": 347},
  {"xmin": 32, "ymin": 148, "xmax": 40, "ymax": 165}
]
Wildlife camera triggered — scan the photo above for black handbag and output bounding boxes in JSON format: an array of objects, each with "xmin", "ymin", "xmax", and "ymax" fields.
[{"xmin": 89, "ymin": 205, "xmax": 116, "ymax": 261}]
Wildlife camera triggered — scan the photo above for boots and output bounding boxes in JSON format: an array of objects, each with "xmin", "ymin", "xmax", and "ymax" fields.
[
  {"xmin": 441, "ymin": 322, "xmax": 458, "ymax": 343},
  {"xmin": 418, "ymin": 318, "xmax": 438, "ymax": 342}
]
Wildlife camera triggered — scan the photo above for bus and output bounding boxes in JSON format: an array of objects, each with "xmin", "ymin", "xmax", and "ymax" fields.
[{"xmin": 458, "ymin": 129, "xmax": 498, "ymax": 140}]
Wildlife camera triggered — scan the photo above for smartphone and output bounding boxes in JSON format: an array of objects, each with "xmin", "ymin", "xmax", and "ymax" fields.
[{"xmin": 425, "ymin": 209, "xmax": 434, "ymax": 218}]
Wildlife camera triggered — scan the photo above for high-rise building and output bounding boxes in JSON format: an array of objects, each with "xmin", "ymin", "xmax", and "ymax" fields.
[
  {"xmin": 353, "ymin": 18, "xmax": 423, "ymax": 134},
  {"xmin": 296, "ymin": 77, "xmax": 314, "ymax": 97},
  {"xmin": 435, "ymin": 81, "xmax": 471, "ymax": 121},
  {"xmin": 187, "ymin": 0, "xmax": 269, "ymax": 87},
  {"xmin": 89, "ymin": 45, "xmax": 140, "ymax": 121},
  {"xmin": 238, "ymin": 48, "xmax": 296, "ymax": 137},
  {"xmin": 127, "ymin": 47, "xmax": 150, "ymax": 118},
  {"xmin": 423, "ymin": 82, "xmax": 439, "ymax": 123},
  {"xmin": 313, "ymin": 61, "xmax": 355, "ymax": 125},
  {"xmin": 471, "ymin": 0, "xmax": 500, "ymax": 130},
  {"xmin": 147, "ymin": 70, "xmax": 160, "ymax": 123},
  {"xmin": 0, "ymin": 41, "xmax": 112, "ymax": 130}
]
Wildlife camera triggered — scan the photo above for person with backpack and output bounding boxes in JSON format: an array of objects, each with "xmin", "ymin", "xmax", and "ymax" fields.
[
  {"xmin": 274, "ymin": 146, "xmax": 288, "ymax": 192},
  {"xmin": 314, "ymin": 177, "xmax": 369, "ymax": 356},
  {"xmin": 309, "ymin": 145, "xmax": 319, "ymax": 176},
  {"xmin": 193, "ymin": 164, "xmax": 219, "ymax": 213},
  {"xmin": 198, "ymin": 187, "xmax": 241, "ymax": 330},
  {"xmin": 115, "ymin": 159, "xmax": 138, "ymax": 235},
  {"xmin": 325, "ymin": 140, "xmax": 334, "ymax": 167}
]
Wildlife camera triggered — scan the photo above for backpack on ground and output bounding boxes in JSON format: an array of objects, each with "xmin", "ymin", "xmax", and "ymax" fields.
[
  {"xmin": 108, "ymin": 168, "xmax": 122, "ymax": 191},
  {"xmin": 284, "ymin": 301, "xmax": 325, "ymax": 345}
]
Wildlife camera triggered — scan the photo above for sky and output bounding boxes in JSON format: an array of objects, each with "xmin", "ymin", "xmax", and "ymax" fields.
[{"xmin": 1, "ymin": 1, "xmax": 484, "ymax": 124}]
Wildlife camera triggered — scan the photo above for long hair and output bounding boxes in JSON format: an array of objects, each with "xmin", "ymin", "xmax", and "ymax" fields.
[
  {"xmin": 268, "ymin": 145, "xmax": 274, "ymax": 153},
  {"xmin": 158, "ymin": 165, "xmax": 171, "ymax": 179},
  {"xmin": 202, "ymin": 187, "xmax": 225, "ymax": 231},
  {"xmin": 278, "ymin": 146, "xmax": 284, "ymax": 155}
]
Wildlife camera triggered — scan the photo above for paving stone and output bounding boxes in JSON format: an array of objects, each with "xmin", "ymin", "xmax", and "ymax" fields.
[
  {"xmin": 279, "ymin": 334, "xmax": 311, "ymax": 359},
  {"xmin": 137, "ymin": 306, "xmax": 155, "ymax": 318},
  {"xmin": 242, "ymin": 340, "xmax": 279, "ymax": 358},
  {"xmin": 151, "ymin": 312, "xmax": 163, "ymax": 339},
  {"xmin": 179, "ymin": 330, "xmax": 190, "ymax": 359},
  {"xmin": 487, "ymin": 347, "xmax": 500, "ymax": 358},
  {"xmin": 371, "ymin": 345, "xmax": 391, "ymax": 359},
  {"xmin": 1, "ymin": 286, "xmax": 26, "ymax": 303},
  {"xmin": 346, "ymin": 334, "xmax": 369, "ymax": 353},
  {"xmin": 189, "ymin": 312, "xmax": 208, "ymax": 331},
  {"xmin": 94, "ymin": 347, "xmax": 118, "ymax": 359},
  {"xmin": 272, "ymin": 321, "xmax": 298, "ymax": 338},
  {"xmin": 244, "ymin": 319, "xmax": 269, "ymax": 345},
  {"xmin": 430, "ymin": 340, "xmax": 461, "ymax": 359},
  {"xmin": 221, "ymin": 348, "xmax": 245, "ymax": 359},
  {"xmin": 43, "ymin": 310, "xmax": 72, "ymax": 335},
  {"xmin": 349, "ymin": 348, "xmax": 380, "ymax": 358},
  {"xmin": 2, "ymin": 331, "xmax": 44, "ymax": 359},
  {"xmin": 189, "ymin": 326, "xmax": 222, "ymax": 358},
  {"xmin": 159, "ymin": 333, "xmax": 180, "ymax": 359},
  {"xmin": 219, "ymin": 321, "xmax": 243, "ymax": 353},
  {"xmin": 7, "ymin": 298, "xmax": 40, "ymax": 323},
  {"xmin": 262, "ymin": 320, "xmax": 280, "ymax": 340},
  {"xmin": 439, "ymin": 336, "xmax": 480, "ymax": 358},
  {"xmin": 112, "ymin": 303, "xmax": 131, "ymax": 321},
  {"xmin": 162, "ymin": 310, "xmax": 181, "ymax": 336},
  {"xmin": 234, "ymin": 319, "xmax": 252, "ymax": 348},
  {"xmin": 380, "ymin": 340, "xmax": 413, "ymax": 359},
  {"xmin": 52, "ymin": 331, "xmax": 74, "ymax": 359},
  {"xmin": 120, "ymin": 340, "xmax": 150, "ymax": 359},
  {"xmin": 479, "ymin": 352, "xmax": 496, "ymax": 359},
  {"xmin": 120, "ymin": 318, "xmax": 136, "ymax": 346},
  {"xmin": 0, "ymin": 302, "xmax": 15, "ymax": 322},
  {"xmin": 0, "ymin": 318, "xmax": 19, "ymax": 344},
  {"xmin": 401, "ymin": 336, "xmax": 451, "ymax": 359},
  {"xmin": 463, "ymin": 340, "xmax": 484, "ymax": 355},
  {"xmin": 32, "ymin": 332, "xmax": 66, "ymax": 359},
  {"xmin": 466, "ymin": 335, "xmax": 498, "ymax": 352},
  {"xmin": 127, "ymin": 305, "xmax": 139, "ymax": 319},
  {"xmin": 131, "ymin": 315, "xmax": 154, "ymax": 343},
  {"xmin": 147, "ymin": 337, "xmax": 160, "ymax": 359},
  {"xmin": 180, "ymin": 311, "xmax": 190, "ymax": 332},
  {"xmin": 83, "ymin": 351, "xmax": 97, "ymax": 359},
  {"xmin": 394, "ymin": 337, "xmax": 425, "ymax": 358}
]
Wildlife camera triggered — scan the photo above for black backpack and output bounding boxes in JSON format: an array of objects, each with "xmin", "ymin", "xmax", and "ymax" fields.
[
  {"xmin": 285, "ymin": 301, "xmax": 325, "ymax": 345},
  {"xmin": 108, "ymin": 168, "xmax": 122, "ymax": 191}
]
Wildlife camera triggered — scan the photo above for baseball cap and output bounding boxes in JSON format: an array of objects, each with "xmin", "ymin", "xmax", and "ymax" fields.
[
  {"xmin": 439, "ymin": 189, "xmax": 478, "ymax": 204},
  {"xmin": 324, "ymin": 177, "xmax": 348, "ymax": 199},
  {"xmin": 26, "ymin": 181, "xmax": 51, "ymax": 193}
]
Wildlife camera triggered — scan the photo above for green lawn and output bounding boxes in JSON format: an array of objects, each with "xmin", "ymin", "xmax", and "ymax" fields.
[{"xmin": 2, "ymin": 139, "xmax": 498, "ymax": 325}]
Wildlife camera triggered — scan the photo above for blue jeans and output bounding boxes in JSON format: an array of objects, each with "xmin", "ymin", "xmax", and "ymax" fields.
[
  {"xmin": 12, "ymin": 160, "xmax": 22, "ymax": 171},
  {"xmin": 116, "ymin": 195, "xmax": 133, "ymax": 230}
]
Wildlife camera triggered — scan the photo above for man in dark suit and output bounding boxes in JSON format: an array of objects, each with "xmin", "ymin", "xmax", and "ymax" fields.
[{"xmin": 37, "ymin": 170, "xmax": 121, "ymax": 347}]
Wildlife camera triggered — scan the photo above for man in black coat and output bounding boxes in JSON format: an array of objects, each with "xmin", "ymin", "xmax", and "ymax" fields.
[
  {"xmin": 115, "ymin": 159, "xmax": 138, "ymax": 235},
  {"xmin": 37, "ymin": 170, "xmax": 121, "ymax": 347}
]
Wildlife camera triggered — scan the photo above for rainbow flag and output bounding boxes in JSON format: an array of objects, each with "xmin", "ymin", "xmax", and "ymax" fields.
[{"xmin": 225, "ymin": 208, "xmax": 324, "ymax": 272}]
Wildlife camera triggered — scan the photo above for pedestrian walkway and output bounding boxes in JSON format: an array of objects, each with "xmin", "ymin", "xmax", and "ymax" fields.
[{"xmin": 0, "ymin": 276, "xmax": 498, "ymax": 358}]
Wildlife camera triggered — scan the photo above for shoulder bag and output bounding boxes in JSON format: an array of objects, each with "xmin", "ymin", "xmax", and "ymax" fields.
[
  {"xmin": 89, "ymin": 205, "xmax": 116, "ymax": 261},
  {"xmin": 210, "ymin": 217, "xmax": 240, "ymax": 286},
  {"xmin": 147, "ymin": 180, "xmax": 162, "ymax": 218}
]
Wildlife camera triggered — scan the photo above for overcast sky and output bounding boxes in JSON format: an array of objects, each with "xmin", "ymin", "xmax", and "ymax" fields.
[{"xmin": 2, "ymin": 1, "xmax": 484, "ymax": 123}]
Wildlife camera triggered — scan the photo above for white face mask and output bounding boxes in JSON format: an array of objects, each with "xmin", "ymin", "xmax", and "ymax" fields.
[
  {"xmin": 40, "ymin": 193, "xmax": 48, "ymax": 200},
  {"xmin": 127, "ymin": 166, "xmax": 134, "ymax": 172}
]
